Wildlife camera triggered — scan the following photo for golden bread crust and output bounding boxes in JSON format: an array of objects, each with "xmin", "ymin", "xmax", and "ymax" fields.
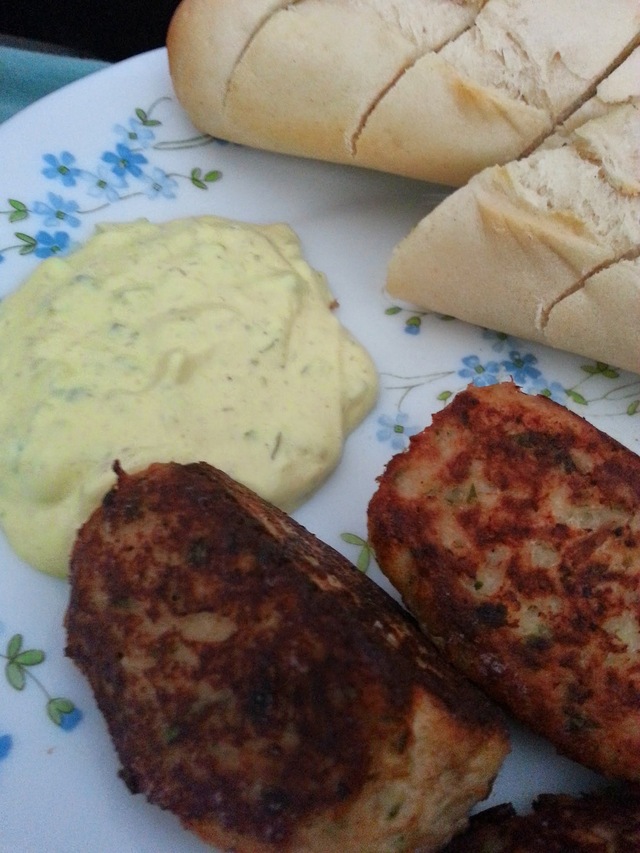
[{"xmin": 166, "ymin": 0, "xmax": 640, "ymax": 186}]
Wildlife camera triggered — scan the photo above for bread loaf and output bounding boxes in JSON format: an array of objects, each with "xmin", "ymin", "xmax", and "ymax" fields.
[
  {"xmin": 167, "ymin": 0, "xmax": 640, "ymax": 186},
  {"xmin": 386, "ymin": 57, "xmax": 640, "ymax": 374}
]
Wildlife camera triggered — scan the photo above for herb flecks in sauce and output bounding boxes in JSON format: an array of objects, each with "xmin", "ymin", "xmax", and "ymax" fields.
[{"xmin": 0, "ymin": 216, "xmax": 378, "ymax": 577}]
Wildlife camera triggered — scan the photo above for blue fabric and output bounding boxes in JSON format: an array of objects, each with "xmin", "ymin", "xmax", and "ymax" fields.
[{"xmin": 0, "ymin": 46, "xmax": 109, "ymax": 124}]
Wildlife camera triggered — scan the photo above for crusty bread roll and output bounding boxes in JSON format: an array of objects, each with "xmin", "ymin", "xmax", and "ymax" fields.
[
  {"xmin": 386, "ymin": 68, "xmax": 640, "ymax": 374},
  {"xmin": 356, "ymin": 0, "xmax": 640, "ymax": 185},
  {"xmin": 167, "ymin": 0, "xmax": 640, "ymax": 187},
  {"xmin": 167, "ymin": 0, "xmax": 486, "ymax": 176}
]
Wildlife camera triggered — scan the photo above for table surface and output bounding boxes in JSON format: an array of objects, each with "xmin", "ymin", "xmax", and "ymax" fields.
[{"xmin": 0, "ymin": 39, "xmax": 109, "ymax": 125}]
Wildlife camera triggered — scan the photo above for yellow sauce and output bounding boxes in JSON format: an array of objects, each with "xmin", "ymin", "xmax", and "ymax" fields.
[{"xmin": 0, "ymin": 216, "xmax": 378, "ymax": 577}]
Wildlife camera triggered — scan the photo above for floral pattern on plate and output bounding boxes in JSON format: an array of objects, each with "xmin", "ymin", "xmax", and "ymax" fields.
[
  {"xmin": 2, "ymin": 632, "xmax": 81, "ymax": 729},
  {"xmin": 1, "ymin": 99, "xmax": 223, "ymax": 263},
  {"xmin": 382, "ymin": 308, "xmax": 640, "ymax": 422}
]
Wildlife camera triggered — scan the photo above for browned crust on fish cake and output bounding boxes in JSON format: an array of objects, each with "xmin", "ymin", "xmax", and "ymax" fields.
[
  {"xmin": 441, "ymin": 785, "xmax": 640, "ymax": 851},
  {"xmin": 367, "ymin": 381, "xmax": 640, "ymax": 780},
  {"xmin": 65, "ymin": 461, "xmax": 508, "ymax": 853}
]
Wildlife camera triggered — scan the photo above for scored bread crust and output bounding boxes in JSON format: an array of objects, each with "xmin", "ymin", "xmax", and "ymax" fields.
[
  {"xmin": 542, "ymin": 45, "xmax": 640, "ymax": 147},
  {"xmin": 168, "ymin": 0, "xmax": 487, "ymax": 171},
  {"xmin": 543, "ymin": 257, "xmax": 640, "ymax": 372},
  {"xmin": 356, "ymin": 0, "xmax": 640, "ymax": 184},
  {"xmin": 167, "ymin": 0, "xmax": 640, "ymax": 186},
  {"xmin": 353, "ymin": 50, "xmax": 549, "ymax": 187},
  {"xmin": 166, "ymin": 0, "xmax": 293, "ymax": 126},
  {"xmin": 386, "ymin": 95, "xmax": 640, "ymax": 374},
  {"xmin": 221, "ymin": 1, "xmax": 432, "ymax": 165}
]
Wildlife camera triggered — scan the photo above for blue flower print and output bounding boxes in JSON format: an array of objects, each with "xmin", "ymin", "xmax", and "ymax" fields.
[
  {"xmin": 114, "ymin": 118, "xmax": 155, "ymax": 149},
  {"xmin": 377, "ymin": 412, "xmax": 420, "ymax": 451},
  {"xmin": 0, "ymin": 733, "xmax": 12, "ymax": 760},
  {"xmin": 500, "ymin": 350, "xmax": 542, "ymax": 387},
  {"xmin": 458, "ymin": 355, "xmax": 501, "ymax": 387},
  {"xmin": 1, "ymin": 101, "xmax": 223, "ymax": 264},
  {"xmin": 32, "ymin": 193, "xmax": 81, "ymax": 229},
  {"xmin": 82, "ymin": 164, "xmax": 127, "ymax": 202},
  {"xmin": 482, "ymin": 329, "xmax": 514, "ymax": 353},
  {"xmin": 58, "ymin": 706, "xmax": 83, "ymax": 731},
  {"xmin": 41, "ymin": 151, "xmax": 81, "ymax": 187},
  {"xmin": 404, "ymin": 316, "xmax": 421, "ymax": 335},
  {"xmin": 141, "ymin": 167, "xmax": 179, "ymax": 200},
  {"xmin": 101, "ymin": 143, "xmax": 148, "ymax": 179},
  {"xmin": 34, "ymin": 230, "xmax": 71, "ymax": 259},
  {"xmin": 530, "ymin": 377, "xmax": 567, "ymax": 404},
  {"xmin": 3, "ymin": 632, "xmax": 82, "ymax": 734}
]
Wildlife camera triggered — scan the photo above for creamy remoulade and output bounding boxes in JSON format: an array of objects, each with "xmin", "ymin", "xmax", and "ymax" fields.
[{"xmin": 0, "ymin": 216, "xmax": 378, "ymax": 577}]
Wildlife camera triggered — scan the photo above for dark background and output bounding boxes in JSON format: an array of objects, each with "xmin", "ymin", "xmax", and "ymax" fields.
[{"xmin": 0, "ymin": 1, "xmax": 182, "ymax": 61}]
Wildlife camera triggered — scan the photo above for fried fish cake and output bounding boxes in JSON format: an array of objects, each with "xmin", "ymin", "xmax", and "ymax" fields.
[
  {"xmin": 441, "ymin": 785, "xmax": 640, "ymax": 852},
  {"xmin": 367, "ymin": 381, "xmax": 640, "ymax": 780},
  {"xmin": 65, "ymin": 461, "xmax": 509, "ymax": 853}
]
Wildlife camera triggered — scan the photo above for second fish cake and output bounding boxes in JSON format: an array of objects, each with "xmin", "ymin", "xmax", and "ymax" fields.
[{"xmin": 368, "ymin": 381, "xmax": 640, "ymax": 781}]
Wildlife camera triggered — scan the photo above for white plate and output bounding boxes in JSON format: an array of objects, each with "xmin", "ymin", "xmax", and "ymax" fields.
[{"xmin": 1, "ymin": 48, "xmax": 638, "ymax": 853}]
